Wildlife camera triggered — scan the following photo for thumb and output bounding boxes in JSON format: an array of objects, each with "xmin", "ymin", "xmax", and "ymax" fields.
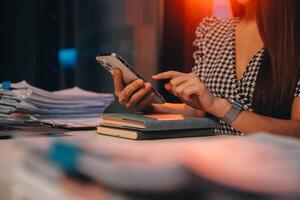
[{"xmin": 113, "ymin": 69, "xmax": 124, "ymax": 95}]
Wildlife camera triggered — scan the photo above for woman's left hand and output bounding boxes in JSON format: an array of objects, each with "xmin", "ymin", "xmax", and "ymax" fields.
[{"xmin": 153, "ymin": 71, "xmax": 218, "ymax": 114}]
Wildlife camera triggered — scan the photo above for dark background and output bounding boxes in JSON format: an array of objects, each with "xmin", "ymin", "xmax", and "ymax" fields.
[{"xmin": 0, "ymin": 0, "xmax": 213, "ymax": 110}]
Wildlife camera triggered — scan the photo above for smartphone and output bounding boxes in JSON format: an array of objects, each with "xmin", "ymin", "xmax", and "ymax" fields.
[{"xmin": 96, "ymin": 52, "xmax": 166, "ymax": 104}]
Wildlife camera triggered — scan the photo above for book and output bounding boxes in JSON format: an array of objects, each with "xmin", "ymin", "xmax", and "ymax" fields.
[
  {"xmin": 98, "ymin": 113, "xmax": 219, "ymax": 140},
  {"xmin": 100, "ymin": 113, "xmax": 219, "ymax": 131},
  {"xmin": 97, "ymin": 126, "xmax": 216, "ymax": 140}
]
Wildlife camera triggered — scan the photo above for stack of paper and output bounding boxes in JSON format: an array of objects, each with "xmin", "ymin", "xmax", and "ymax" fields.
[{"xmin": 0, "ymin": 81, "xmax": 114, "ymax": 128}]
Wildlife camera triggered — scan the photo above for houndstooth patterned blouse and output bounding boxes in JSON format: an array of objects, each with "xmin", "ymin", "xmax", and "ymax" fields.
[{"xmin": 192, "ymin": 16, "xmax": 300, "ymax": 135}]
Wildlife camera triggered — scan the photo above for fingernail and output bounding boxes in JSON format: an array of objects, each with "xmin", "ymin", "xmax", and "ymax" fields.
[
  {"xmin": 114, "ymin": 69, "xmax": 121, "ymax": 75},
  {"xmin": 121, "ymin": 92, "xmax": 126, "ymax": 99},
  {"xmin": 164, "ymin": 83, "xmax": 172, "ymax": 90}
]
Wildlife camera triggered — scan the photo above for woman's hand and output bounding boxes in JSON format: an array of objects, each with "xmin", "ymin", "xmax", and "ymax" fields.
[
  {"xmin": 153, "ymin": 71, "xmax": 221, "ymax": 116},
  {"xmin": 112, "ymin": 69, "xmax": 156, "ymax": 112}
]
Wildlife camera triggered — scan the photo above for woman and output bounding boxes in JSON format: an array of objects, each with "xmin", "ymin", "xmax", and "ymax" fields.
[{"xmin": 112, "ymin": 0, "xmax": 300, "ymax": 137}]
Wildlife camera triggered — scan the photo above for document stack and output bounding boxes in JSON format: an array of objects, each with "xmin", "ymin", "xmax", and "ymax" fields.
[{"xmin": 0, "ymin": 81, "xmax": 114, "ymax": 129}]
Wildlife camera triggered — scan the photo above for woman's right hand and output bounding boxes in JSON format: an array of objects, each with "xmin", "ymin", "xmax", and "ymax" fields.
[{"xmin": 112, "ymin": 69, "xmax": 156, "ymax": 112}]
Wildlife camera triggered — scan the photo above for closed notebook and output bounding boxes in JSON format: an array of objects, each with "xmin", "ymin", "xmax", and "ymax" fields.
[
  {"xmin": 98, "ymin": 113, "xmax": 220, "ymax": 140},
  {"xmin": 100, "ymin": 113, "xmax": 219, "ymax": 131},
  {"xmin": 96, "ymin": 126, "xmax": 216, "ymax": 140}
]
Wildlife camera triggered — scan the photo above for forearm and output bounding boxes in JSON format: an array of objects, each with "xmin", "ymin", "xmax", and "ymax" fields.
[
  {"xmin": 151, "ymin": 103, "xmax": 205, "ymax": 117},
  {"xmin": 233, "ymin": 111, "xmax": 300, "ymax": 137},
  {"xmin": 210, "ymin": 98, "xmax": 300, "ymax": 137}
]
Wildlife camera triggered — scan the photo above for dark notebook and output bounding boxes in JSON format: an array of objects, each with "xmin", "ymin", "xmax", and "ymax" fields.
[{"xmin": 97, "ymin": 113, "xmax": 220, "ymax": 140}]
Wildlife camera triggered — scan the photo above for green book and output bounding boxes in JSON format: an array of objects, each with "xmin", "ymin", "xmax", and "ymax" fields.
[{"xmin": 98, "ymin": 113, "xmax": 219, "ymax": 140}]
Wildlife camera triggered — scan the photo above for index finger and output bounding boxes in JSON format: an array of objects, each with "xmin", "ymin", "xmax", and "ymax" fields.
[
  {"xmin": 113, "ymin": 69, "xmax": 124, "ymax": 95},
  {"xmin": 152, "ymin": 71, "xmax": 185, "ymax": 80}
]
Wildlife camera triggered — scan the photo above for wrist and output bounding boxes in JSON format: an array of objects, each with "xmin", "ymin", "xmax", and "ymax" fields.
[
  {"xmin": 143, "ymin": 103, "xmax": 157, "ymax": 114},
  {"xmin": 209, "ymin": 98, "xmax": 231, "ymax": 118},
  {"xmin": 146, "ymin": 103, "xmax": 169, "ymax": 114}
]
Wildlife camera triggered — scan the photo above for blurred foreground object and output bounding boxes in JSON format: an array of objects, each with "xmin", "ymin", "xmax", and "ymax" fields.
[{"xmin": 13, "ymin": 133, "xmax": 300, "ymax": 200}]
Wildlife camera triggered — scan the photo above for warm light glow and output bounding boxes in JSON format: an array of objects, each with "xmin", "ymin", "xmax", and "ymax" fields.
[
  {"xmin": 185, "ymin": 0, "xmax": 212, "ymax": 21},
  {"xmin": 213, "ymin": 0, "xmax": 233, "ymax": 19}
]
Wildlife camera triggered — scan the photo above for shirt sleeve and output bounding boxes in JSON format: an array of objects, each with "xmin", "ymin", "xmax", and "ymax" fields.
[{"xmin": 192, "ymin": 16, "xmax": 219, "ymax": 82}]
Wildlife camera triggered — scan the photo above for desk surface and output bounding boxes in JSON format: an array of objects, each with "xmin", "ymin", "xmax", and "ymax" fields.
[{"xmin": 0, "ymin": 130, "xmax": 222, "ymax": 199}]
